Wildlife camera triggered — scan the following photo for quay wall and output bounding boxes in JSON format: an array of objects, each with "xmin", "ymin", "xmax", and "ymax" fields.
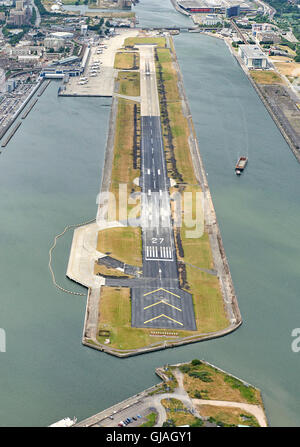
[
  {"xmin": 224, "ymin": 39, "xmax": 300, "ymax": 163},
  {"xmin": 0, "ymin": 79, "xmax": 45, "ymax": 142}
]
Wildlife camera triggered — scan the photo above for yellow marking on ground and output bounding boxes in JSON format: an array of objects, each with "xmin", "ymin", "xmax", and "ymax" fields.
[
  {"xmin": 143, "ymin": 287, "xmax": 181, "ymax": 298},
  {"xmin": 144, "ymin": 300, "xmax": 182, "ymax": 311},
  {"xmin": 144, "ymin": 314, "xmax": 183, "ymax": 325}
]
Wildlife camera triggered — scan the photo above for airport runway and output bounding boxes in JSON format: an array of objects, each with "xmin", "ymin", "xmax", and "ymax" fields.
[{"xmin": 130, "ymin": 45, "xmax": 196, "ymax": 331}]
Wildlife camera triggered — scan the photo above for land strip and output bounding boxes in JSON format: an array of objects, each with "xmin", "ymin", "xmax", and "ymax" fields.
[{"xmin": 67, "ymin": 32, "xmax": 242, "ymax": 357}]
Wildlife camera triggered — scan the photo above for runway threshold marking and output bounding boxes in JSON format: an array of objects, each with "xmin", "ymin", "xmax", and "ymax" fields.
[
  {"xmin": 143, "ymin": 288, "xmax": 181, "ymax": 298},
  {"xmin": 144, "ymin": 314, "xmax": 183, "ymax": 326},
  {"xmin": 144, "ymin": 300, "xmax": 182, "ymax": 311}
]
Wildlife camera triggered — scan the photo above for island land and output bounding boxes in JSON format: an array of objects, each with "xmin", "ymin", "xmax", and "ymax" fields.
[{"xmin": 67, "ymin": 31, "xmax": 242, "ymax": 357}]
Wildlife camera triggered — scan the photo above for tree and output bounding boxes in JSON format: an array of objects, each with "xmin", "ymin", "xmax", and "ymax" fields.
[
  {"xmin": 162, "ymin": 419, "xmax": 175, "ymax": 427},
  {"xmin": 190, "ymin": 418, "xmax": 203, "ymax": 427},
  {"xmin": 191, "ymin": 359, "xmax": 202, "ymax": 366}
]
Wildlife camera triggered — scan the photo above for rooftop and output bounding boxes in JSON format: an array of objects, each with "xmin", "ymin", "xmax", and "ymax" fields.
[{"xmin": 239, "ymin": 44, "xmax": 268, "ymax": 59}]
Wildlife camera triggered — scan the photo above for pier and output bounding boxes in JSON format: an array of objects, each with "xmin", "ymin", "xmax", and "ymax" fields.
[
  {"xmin": 21, "ymin": 99, "xmax": 38, "ymax": 120},
  {"xmin": 1, "ymin": 122, "xmax": 22, "ymax": 148}
]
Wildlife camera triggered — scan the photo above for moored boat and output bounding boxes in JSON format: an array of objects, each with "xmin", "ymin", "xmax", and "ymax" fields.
[{"xmin": 235, "ymin": 156, "xmax": 248, "ymax": 175}]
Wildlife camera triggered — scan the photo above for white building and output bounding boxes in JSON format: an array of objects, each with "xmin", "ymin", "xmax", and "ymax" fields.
[
  {"xmin": 238, "ymin": 44, "xmax": 268, "ymax": 69},
  {"xmin": 10, "ymin": 45, "xmax": 43, "ymax": 57},
  {"xmin": 0, "ymin": 68, "xmax": 6, "ymax": 94},
  {"xmin": 80, "ymin": 24, "xmax": 88, "ymax": 36},
  {"xmin": 44, "ymin": 37, "xmax": 64, "ymax": 51},
  {"xmin": 50, "ymin": 31, "xmax": 73, "ymax": 39},
  {"xmin": 202, "ymin": 14, "xmax": 222, "ymax": 25}
]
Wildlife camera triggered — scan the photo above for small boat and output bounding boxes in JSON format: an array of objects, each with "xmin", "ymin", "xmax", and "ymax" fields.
[
  {"xmin": 235, "ymin": 156, "xmax": 248, "ymax": 175},
  {"xmin": 49, "ymin": 417, "xmax": 77, "ymax": 427}
]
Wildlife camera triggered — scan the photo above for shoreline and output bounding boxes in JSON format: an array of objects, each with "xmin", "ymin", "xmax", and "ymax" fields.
[
  {"xmin": 74, "ymin": 359, "xmax": 268, "ymax": 427},
  {"xmin": 168, "ymin": 0, "xmax": 300, "ymax": 162},
  {"xmin": 223, "ymin": 38, "xmax": 300, "ymax": 163}
]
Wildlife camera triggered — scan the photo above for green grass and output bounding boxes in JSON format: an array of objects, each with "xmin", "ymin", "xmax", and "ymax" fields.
[
  {"xmin": 117, "ymin": 71, "xmax": 140, "ymax": 97},
  {"xmin": 114, "ymin": 52, "xmax": 139, "ymax": 70},
  {"xmin": 182, "ymin": 362, "xmax": 263, "ymax": 405},
  {"xmin": 186, "ymin": 267, "xmax": 229, "ymax": 333},
  {"xmin": 223, "ymin": 375, "xmax": 257, "ymax": 404},
  {"xmin": 250, "ymin": 70, "xmax": 283, "ymax": 85},
  {"xmin": 140, "ymin": 412, "xmax": 157, "ymax": 427},
  {"xmin": 200, "ymin": 406, "xmax": 260, "ymax": 427},
  {"xmin": 124, "ymin": 37, "xmax": 166, "ymax": 48},
  {"xmin": 179, "ymin": 231, "xmax": 214, "ymax": 270},
  {"xmin": 97, "ymin": 227, "xmax": 142, "ymax": 267},
  {"xmin": 97, "ymin": 287, "xmax": 180, "ymax": 350},
  {"xmin": 161, "ymin": 398, "xmax": 204, "ymax": 426}
]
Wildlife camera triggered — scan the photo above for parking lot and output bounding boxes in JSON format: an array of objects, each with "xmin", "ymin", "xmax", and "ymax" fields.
[
  {"xmin": 60, "ymin": 29, "xmax": 138, "ymax": 97},
  {"xmin": 92, "ymin": 401, "xmax": 157, "ymax": 428}
]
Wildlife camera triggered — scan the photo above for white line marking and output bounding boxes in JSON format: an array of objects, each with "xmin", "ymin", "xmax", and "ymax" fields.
[
  {"xmin": 155, "ymin": 246, "xmax": 158, "ymax": 257},
  {"xmin": 146, "ymin": 246, "xmax": 149, "ymax": 257},
  {"xmin": 163, "ymin": 247, "xmax": 166, "ymax": 258}
]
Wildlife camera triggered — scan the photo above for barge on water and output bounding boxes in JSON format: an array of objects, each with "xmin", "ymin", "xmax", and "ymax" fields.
[{"xmin": 235, "ymin": 156, "xmax": 248, "ymax": 175}]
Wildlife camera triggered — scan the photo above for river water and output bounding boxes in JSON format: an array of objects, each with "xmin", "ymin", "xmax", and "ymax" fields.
[{"xmin": 0, "ymin": 0, "xmax": 299, "ymax": 427}]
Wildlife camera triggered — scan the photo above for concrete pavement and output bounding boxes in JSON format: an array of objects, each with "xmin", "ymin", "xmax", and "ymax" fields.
[{"xmin": 61, "ymin": 29, "xmax": 139, "ymax": 97}]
